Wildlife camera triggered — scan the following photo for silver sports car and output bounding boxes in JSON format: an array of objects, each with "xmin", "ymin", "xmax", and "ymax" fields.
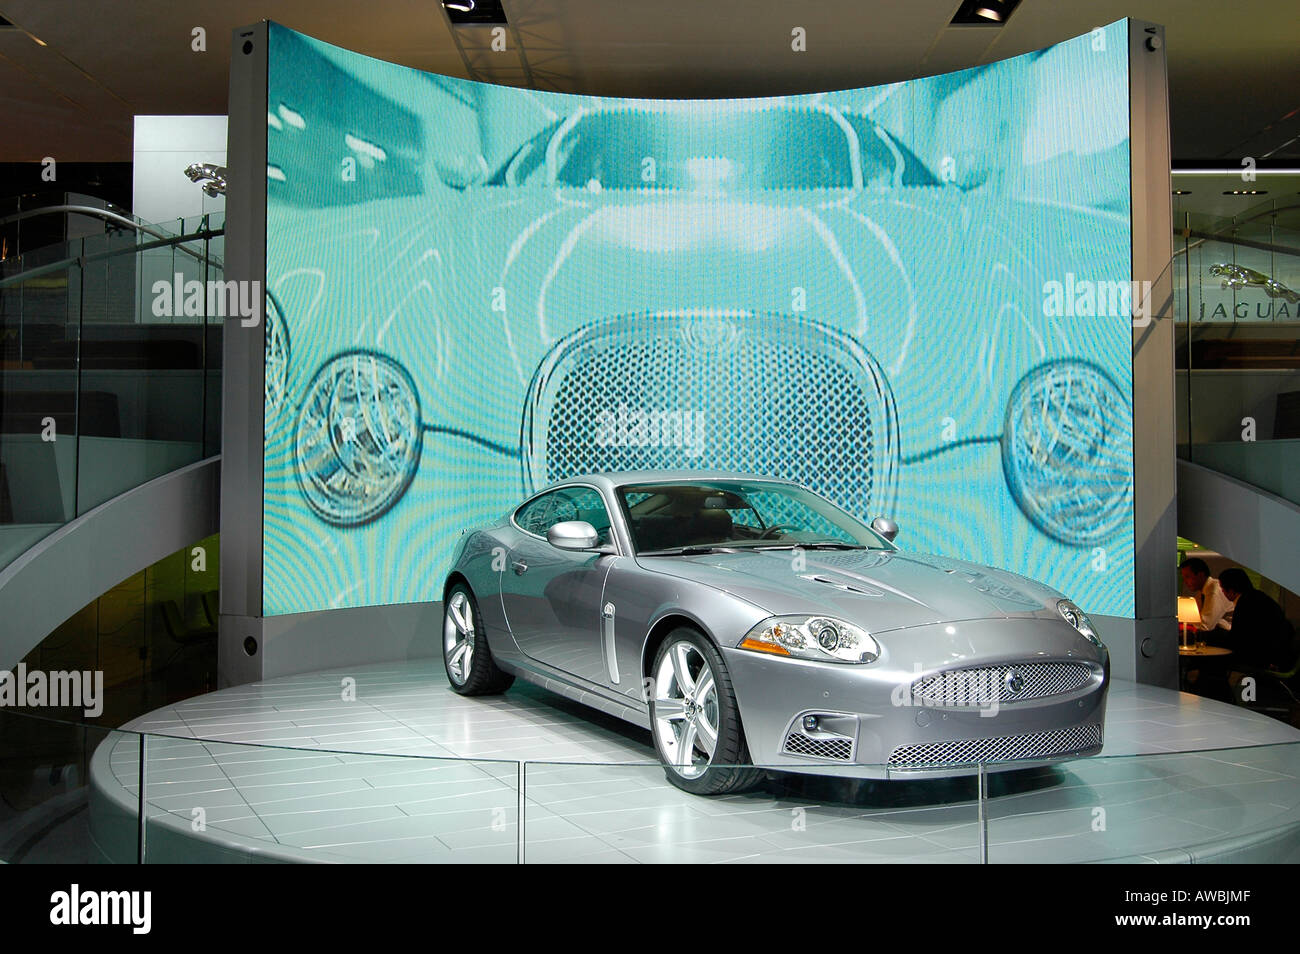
[{"xmin": 442, "ymin": 472, "xmax": 1109, "ymax": 794}]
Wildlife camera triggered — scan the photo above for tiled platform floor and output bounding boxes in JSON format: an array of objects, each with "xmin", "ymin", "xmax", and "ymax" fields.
[{"xmin": 88, "ymin": 662, "xmax": 1300, "ymax": 863}]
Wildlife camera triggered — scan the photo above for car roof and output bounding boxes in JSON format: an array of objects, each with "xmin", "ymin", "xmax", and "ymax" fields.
[{"xmin": 536, "ymin": 471, "xmax": 799, "ymax": 495}]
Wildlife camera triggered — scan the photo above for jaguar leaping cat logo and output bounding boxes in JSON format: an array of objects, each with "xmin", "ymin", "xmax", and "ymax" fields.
[{"xmin": 1209, "ymin": 263, "xmax": 1300, "ymax": 304}]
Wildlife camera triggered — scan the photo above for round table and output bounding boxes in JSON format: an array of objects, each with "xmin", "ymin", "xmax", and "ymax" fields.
[{"xmin": 1179, "ymin": 644, "xmax": 1233, "ymax": 695}]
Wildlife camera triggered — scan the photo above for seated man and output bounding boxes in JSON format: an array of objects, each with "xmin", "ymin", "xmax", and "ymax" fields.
[
  {"xmin": 1179, "ymin": 557, "xmax": 1233, "ymax": 634},
  {"xmin": 1218, "ymin": 568, "xmax": 1295, "ymax": 671}
]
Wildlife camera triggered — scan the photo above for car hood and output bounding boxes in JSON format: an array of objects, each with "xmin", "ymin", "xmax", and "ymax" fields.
[{"xmin": 636, "ymin": 547, "xmax": 1064, "ymax": 633}]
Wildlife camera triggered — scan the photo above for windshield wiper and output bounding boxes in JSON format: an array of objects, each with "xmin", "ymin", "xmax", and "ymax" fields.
[
  {"xmin": 639, "ymin": 545, "xmax": 734, "ymax": 556},
  {"xmin": 755, "ymin": 542, "xmax": 867, "ymax": 551}
]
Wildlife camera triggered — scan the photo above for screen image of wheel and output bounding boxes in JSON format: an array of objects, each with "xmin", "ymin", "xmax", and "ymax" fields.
[{"xmin": 261, "ymin": 20, "xmax": 1135, "ymax": 618}]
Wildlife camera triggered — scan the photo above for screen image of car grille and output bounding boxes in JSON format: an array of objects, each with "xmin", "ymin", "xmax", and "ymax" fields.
[{"xmin": 520, "ymin": 312, "xmax": 898, "ymax": 520}]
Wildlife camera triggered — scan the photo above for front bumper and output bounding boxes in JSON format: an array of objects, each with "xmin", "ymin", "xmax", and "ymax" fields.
[{"xmin": 723, "ymin": 617, "xmax": 1109, "ymax": 780}]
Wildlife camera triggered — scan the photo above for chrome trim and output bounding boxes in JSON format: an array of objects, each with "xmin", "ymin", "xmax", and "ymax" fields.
[{"xmin": 602, "ymin": 601, "xmax": 619, "ymax": 684}]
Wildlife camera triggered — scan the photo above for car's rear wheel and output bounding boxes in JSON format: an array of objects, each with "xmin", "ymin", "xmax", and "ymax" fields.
[
  {"xmin": 443, "ymin": 584, "xmax": 514, "ymax": 695},
  {"xmin": 650, "ymin": 628, "xmax": 763, "ymax": 795}
]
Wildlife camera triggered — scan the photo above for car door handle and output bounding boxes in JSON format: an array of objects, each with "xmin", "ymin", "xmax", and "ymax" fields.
[{"xmin": 512, "ymin": 560, "xmax": 528, "ymax": 575}]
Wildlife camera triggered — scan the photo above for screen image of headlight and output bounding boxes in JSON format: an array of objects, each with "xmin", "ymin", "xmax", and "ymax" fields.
[
  {"xmin": 293, "ymin": 350, "xmax": 423, "ymax": 526},
  {"xmin": 739, "ymin": 616, "xmax": 880, "ymax": 664},
  {"xmin": 1001, "ymin": 360, "xmax": 1133, "ymax": 547},
  {"xmin": 264, "ymin": 291, "xmax": 291, "ymax": 427}
]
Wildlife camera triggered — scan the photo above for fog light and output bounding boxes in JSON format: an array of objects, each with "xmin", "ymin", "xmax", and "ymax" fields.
[{"xmin": 802, "ymin": 715, "xmax": 819, "ymax": 732}]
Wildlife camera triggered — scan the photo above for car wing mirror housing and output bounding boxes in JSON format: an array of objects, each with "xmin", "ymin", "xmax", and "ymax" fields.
[
  {"xmin": 871, "ymin": 516, "xmax": 899, "ymax": 543},
  {"xmin": 547, "ymin": 520, "xmax": 601, "ymax": 551},
  {"xmin": 433, "ymin": 153, "xmax": 486, "ymax": 190}
]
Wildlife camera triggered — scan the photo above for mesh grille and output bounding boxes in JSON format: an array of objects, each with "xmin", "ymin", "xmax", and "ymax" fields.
[
  {"xmin": 784, "ymin": 732, "xmax": 854, "ymax": 761},
  {"xmin": 911, "ymin": 662, "xmax": 1094, "ymax": 707},
  {"xmin": 888, "ymin": 723, "xmax": 1102, "ymax": 767},
  {"xmin": 521, "ymin": 314, "xmax": 896, "ymax": 517}
]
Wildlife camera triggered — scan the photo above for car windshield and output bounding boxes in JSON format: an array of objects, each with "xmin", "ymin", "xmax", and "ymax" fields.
[
  {"xmin": 618, "ymin": 480, "xmax": 890, "ymax": 554},
  {"xmin": 498, "ymin": 108, "xmax": 898, "ymax": 192}
]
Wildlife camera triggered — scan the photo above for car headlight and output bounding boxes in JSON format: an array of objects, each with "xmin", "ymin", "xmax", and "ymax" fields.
[
  {"xmin": 1057, "ymin": 599, "xmax": 1105, "ymax": 649},
  {"xmin": 739, "ymin": 616, "xmax": 879, "ymax": 664}
]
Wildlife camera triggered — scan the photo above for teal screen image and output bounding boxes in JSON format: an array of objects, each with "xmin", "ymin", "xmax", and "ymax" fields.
[{"xmin": 263, "ymin": 21, "xmax": 1135, "ymax": 618}]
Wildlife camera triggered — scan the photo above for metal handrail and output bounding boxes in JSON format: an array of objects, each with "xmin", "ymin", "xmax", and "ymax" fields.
[
  {"xmin": 0, "ymin": 224, "xmax": 225, "ymax": 289},
  {"xmin": 0, "ymin": 204, "xmax": 223, "ymax": 269},
  {"xmin": 1175, "ymin": 202, "xmax": 1300, "ymax": 259}
]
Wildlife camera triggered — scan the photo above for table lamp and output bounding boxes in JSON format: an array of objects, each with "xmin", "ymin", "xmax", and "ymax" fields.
[{"xmin": 1177, "ymin": 597, "xmax": 1200, "ymax": 648}]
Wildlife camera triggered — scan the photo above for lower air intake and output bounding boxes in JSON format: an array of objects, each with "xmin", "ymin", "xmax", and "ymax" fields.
[
  {"xmin": 784, "ymin": 731, "xmax": 854, "ymax": 761},
  {"xmin": 888, "ymin": 723, "xmax": 1102, "ymax": 768}
]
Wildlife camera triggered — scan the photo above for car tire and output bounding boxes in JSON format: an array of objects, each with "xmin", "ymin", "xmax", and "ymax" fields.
[
  {"xmin": 649, "ymin": 627, "xmax": 763, "ymax": 796},
  {"xmin": 442, "ymin": 584, "xmax": 514, "ymax": 696}
]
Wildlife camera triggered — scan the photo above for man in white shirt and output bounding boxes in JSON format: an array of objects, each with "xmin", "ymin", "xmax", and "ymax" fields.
[{"xmin": 1180, "ymin": 557, "xmax": 1233, "ymax": 632}]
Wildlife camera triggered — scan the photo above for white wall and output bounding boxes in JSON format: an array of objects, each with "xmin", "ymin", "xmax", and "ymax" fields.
[
  {"xmin": 132, "ymin": 116, "xmax": 228, "ymax": 326},
  {"xmin": 132, "ymin": 115, "xmax": 227, "ymax": 227}
]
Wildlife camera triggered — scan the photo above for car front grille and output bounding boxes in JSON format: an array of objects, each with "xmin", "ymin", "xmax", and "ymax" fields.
[
  {"xmin": 783, "ymin": 731, "xmax": 854, "ymax": 761},
  {"xmin": 520, "ymin": 313, "xmax": 897, "ymax": 520},
  {"xmin": 888, "ymin": 723, "xmax": 1102, "ymax": 768},
  {"xmin": 911, "ymin": 661, "xmax": 1095, "ymax": 707}
]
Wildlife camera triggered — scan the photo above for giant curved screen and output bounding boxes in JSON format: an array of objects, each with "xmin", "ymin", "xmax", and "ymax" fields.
[{"xmin": 263, "ymin": 21, "xmax": 1135, "ymax": 618}]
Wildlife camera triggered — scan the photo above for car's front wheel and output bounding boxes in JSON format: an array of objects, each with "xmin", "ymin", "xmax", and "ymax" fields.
[
  {"xmin": 649, "ymin": 628, "xmax": 762, "ymax": 796},
  {"xmin": 442, "ymin": 584, "xmax": 514, "ymax": 695}
]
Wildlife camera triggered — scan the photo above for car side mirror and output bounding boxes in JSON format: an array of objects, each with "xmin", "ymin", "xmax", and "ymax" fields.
[
  {"xmin": 433, "ymin": 154, "xmax": 486, "ymax": 190},
  {"xmin": 547, "ymin": 520, "xmax": 600, "ymax": 551},
  {"xmin": 871, "ymin": 517, "xmax": 899, "ymax": 543}
]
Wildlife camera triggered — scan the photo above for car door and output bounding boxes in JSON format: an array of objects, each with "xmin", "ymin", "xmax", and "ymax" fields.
[{"xmin": 500, "ymin": 485, "xmax": 615, "ymax": 683}]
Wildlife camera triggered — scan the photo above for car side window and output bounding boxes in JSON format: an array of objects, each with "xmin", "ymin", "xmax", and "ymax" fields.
[{"xmin": 515, "ymin": 487, "xmax": 612, "ymax": 545}]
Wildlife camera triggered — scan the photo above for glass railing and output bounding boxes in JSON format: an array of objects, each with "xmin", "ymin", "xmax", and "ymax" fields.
[
  {"xmin": 2, "ymin": 705, "xmax": 1296, "ymax": 863},
  {"xmin": 0, "ymin": 212, "xmax": 224, "ymax": 569},
  {"xmin": 1175, "ymin": 197, "xmax": 1300, "ymax": 502}
]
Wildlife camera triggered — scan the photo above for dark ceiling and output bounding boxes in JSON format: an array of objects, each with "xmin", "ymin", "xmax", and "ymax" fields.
[{"xmin": 0, "ymin": 0, "xmax": 1296, "ymax": 163}]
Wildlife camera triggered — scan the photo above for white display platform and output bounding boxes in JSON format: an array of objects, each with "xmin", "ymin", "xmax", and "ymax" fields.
[{"xmin": 88, "ymin": 661, "xmax": 1300, "ymax": 863}]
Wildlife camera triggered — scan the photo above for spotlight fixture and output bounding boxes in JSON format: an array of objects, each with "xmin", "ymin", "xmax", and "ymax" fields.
[
  {"xmin": 950, "ymin": 0, "xmax": 1021, "ymax": 26},
  {"xmin": 1172, "ymin": 190, "xmax": 1191, "ymax": 195},
  {"xmin": 1222, "ymin": 190, "xmax": 1267, "ymax": 195},
  {"xmin": 442, "ymin": 0, "xmax": 507, "ymax": 24}
]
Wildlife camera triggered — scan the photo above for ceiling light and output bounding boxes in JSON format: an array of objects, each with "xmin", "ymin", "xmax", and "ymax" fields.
[
  {"xmin": 443, "ymin": 0, "xmax": 506, "ymax": 23},
  {"xmin": 951, "ymin": 0, "xmax": 1021, "ymax": 26},
  {"xmin": 1172, "ymin": 190, "xmax": 1191, "ymax": 195}
]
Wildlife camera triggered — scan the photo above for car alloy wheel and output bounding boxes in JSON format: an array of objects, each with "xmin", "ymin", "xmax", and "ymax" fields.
[
  {"xmin": 441, "ymin": 585, "xmax": 514, "ymax": 696},
  {"xmin": 443, "ymin": 590, "xmax": 476, "ymax": 686},
  {"xmin": 649, "ymin": 629, "xmax": 763, "ymax": 795},
  {"xmin": 652, "ymin": 640, "xmax": 720, "ymax": 779}
]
